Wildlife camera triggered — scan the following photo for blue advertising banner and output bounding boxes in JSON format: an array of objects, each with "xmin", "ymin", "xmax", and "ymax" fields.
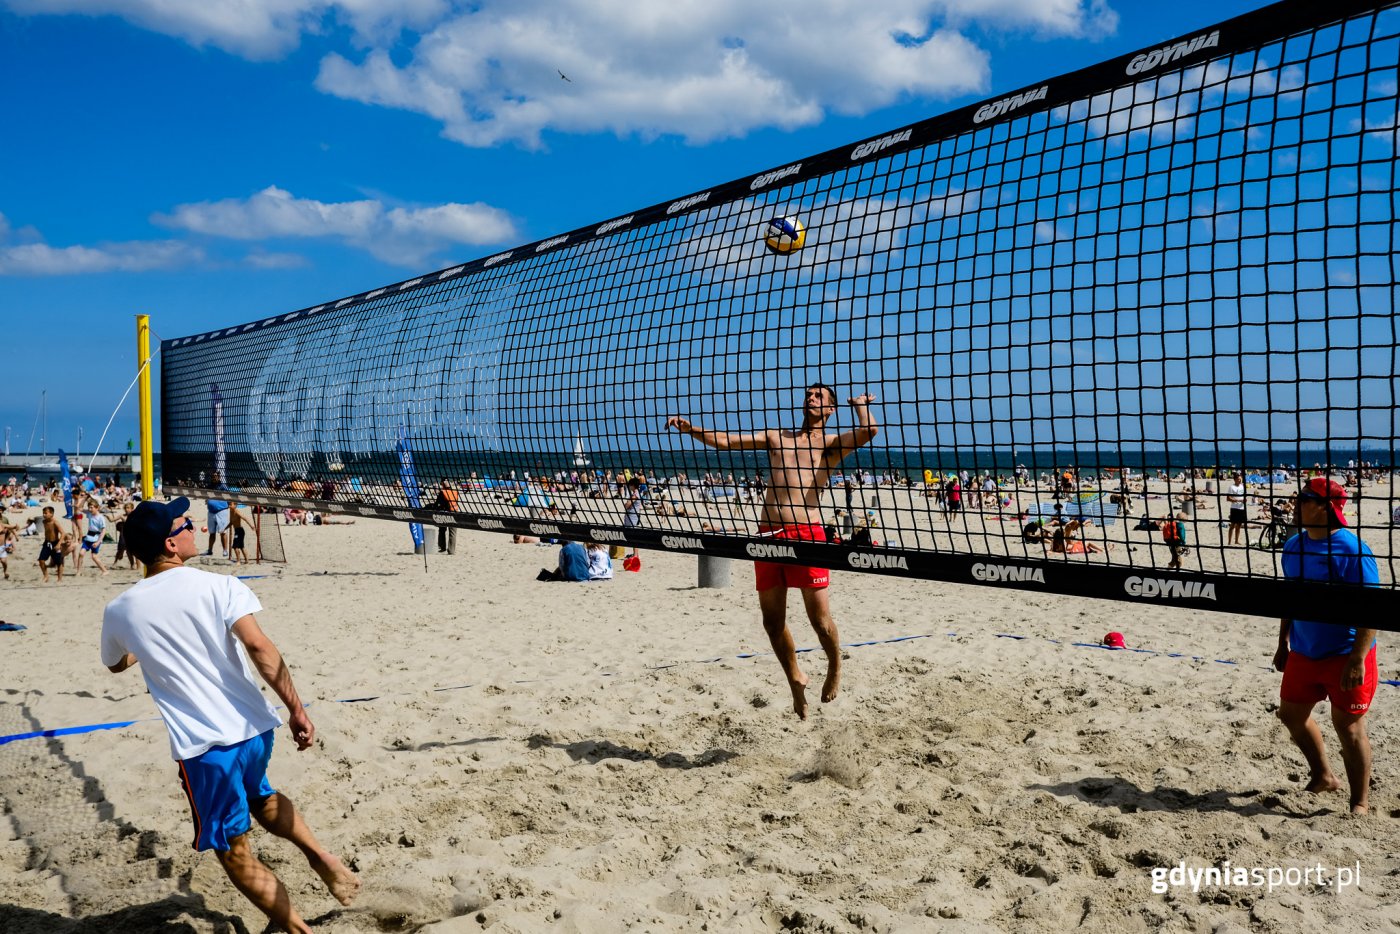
[
  {"xmin": 58, "ymin": 449, "xmax": 73, "ymax": 519},
  {"xmin": 395, "ymin": 428, "xmax": 425, "ymax": 551}
]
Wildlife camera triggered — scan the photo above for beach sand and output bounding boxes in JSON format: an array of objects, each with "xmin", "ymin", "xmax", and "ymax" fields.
[{"xmin": 1, "ymin": 499, "xmax": 1397, "ymax": 932}]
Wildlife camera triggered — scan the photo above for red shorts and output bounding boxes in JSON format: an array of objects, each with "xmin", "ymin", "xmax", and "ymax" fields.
[
  {"xmin": 753, "ymin": 524, "xmax": 829, "ymax": 591},
  {"xmin": 1280, "ymin": 645, "xmax": 1379, "ymax": 715}
]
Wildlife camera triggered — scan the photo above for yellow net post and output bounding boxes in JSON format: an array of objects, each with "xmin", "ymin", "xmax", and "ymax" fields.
[{"xmin": 136, "ymin": 314, "xmax": 154, "ymax": 500}]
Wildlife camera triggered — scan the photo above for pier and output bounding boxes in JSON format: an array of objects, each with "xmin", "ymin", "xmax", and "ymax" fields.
[{"xmin": 0, "ymin": 453, "xmax": 142, "ymax": 473}]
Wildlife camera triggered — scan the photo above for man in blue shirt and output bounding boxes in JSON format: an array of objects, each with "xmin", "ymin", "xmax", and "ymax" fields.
[
  {"xmin": 537, "ymin": 540, "xmax": 591, "ymax": 582},
  {"xmin": 205, "ymin": 471, "xmax": 231, "ymax": 558},
  {"xmin": 557, "ymin": 540, "xmax": 590, "ymax": 582},
  {"xmin": 1274, "ymin": 477, "xmax": 1379, "ymax": 815}
]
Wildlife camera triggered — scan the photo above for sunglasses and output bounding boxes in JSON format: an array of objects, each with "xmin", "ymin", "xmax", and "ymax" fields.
[{"xmin": 168, "ymin": 518, "xmax": 195, "ymax": 539}]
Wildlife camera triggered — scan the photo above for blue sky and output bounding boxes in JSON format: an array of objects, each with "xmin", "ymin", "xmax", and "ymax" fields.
[{"xmin": 0, "ymin": 0, "xmax": 1273, "ymax": 456}]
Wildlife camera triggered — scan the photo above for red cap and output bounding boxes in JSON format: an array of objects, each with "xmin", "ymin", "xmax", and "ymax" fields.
[
  {"xmin": 1300, "ymin": 476, "xmax": 1348, "ymax": 527},
  {"xmin": 1103, "ymin": 631, "xmax": 1126, "ymax": 649}
]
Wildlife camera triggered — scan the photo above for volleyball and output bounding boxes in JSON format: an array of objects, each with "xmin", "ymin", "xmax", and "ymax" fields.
[{"xmin": 763, "ymin": 215, "xmax": 805, "ymax": 255}]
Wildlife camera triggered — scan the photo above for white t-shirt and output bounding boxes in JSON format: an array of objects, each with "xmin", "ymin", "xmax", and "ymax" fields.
[
  {"xmin": 1228, "ymin": 484, "xmax": 1245, "ymax": 506},
  {"xmin": 587, "ymin": 547, "xmax": 613, "ymax": 580},
  {"xmin": 100, "ymin": 567, "xmax": 281, "ymax": 760}
]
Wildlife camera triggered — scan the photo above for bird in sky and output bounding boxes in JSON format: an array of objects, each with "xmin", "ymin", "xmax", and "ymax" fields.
[{"xmin": 558, "ymin": 69, "xmax": 572, "ymax": 82}]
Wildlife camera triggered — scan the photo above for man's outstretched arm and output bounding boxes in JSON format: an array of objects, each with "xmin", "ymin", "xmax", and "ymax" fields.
[
  {"xmin": 232, "ymin": 614, "xmax": 316, "ymax": 750},
  {"xmin": 666, "ymin": 417, "xmax": 768, "ymax": 451},
  {"xmin": 827, "ymin": 394, "xmax": 879, "ymax": 461}
]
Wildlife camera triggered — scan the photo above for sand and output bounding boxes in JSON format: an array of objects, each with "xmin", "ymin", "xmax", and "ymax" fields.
[{"xmin": 1, "ymin": 500, "xmax": 1397, "ymax": 932}]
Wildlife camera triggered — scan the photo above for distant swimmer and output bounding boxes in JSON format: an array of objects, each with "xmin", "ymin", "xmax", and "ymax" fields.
[{"xmin": 668, "ymin": 385, "xmax": 878, "ymax": 719}]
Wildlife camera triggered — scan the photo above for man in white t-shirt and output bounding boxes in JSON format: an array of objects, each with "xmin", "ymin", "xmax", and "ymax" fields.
[
  {"xmin": 1226, "ymin": 472, "xmax": 1248, "ymax": 546},
  {"xmin": 101, "ymin": 496, "xmax": 358, "ymax": 933}
]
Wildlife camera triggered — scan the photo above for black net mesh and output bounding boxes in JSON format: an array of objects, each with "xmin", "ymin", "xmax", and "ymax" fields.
[
  {"xmin": 251, "ymin": 508, "xmax": 285, "ymax": 564},
  {"xmin": 162, "ymin": 0, "xmax": 1400, "ymax": 625}
]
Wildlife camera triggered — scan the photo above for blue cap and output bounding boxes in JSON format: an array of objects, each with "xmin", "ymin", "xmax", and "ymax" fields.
[{"xmin": 124, "ymin": 497, "xmax": 191, "ymax": 564}]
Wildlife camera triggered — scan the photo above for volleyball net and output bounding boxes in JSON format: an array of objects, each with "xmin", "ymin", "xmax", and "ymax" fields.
[{"xmin": 161, "ymin": 0, "xmax": 1400, "ymax": 625}]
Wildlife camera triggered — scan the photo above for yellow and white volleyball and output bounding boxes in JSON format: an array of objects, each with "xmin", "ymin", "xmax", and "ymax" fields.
[{"xmin": 763, "ymin": 215, "xmax": 805, "ymax": 255}]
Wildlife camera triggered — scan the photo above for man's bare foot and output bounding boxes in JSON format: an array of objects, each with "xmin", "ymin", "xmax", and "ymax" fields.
[
  {"xmin": 1305, "ymin": 772, "xmax": 1343, "ymax": 794},
  {"xmin": 821, "ymin": 664, "xmax": 840, "ymax": 704},
  {"xmin": 1350, "ymin": 802, "xmax": 1369, "ymax": 815},
  {"xmin": 789, "ymin": 673, "xmax": 809, "ymax": 720},
  {"xmin": 311, "ymin": 852, "xmax": 361, "ymax": 905}
]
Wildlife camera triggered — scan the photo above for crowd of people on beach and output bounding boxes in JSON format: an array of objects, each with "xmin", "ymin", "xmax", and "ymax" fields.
[
  {"xmin": 385, "ymin": 456, "xmax": 1386, "ymax": 567},
  {"xmin": 1, "ymin": 474, "xmax": 144, "ymax": 581},
  {"xmin": 203, "ymin": 445, "xmax": 1395, "ymax": 573},
  {"xmin": 2, "ymin": 470, "xmax": 292, "ymax": 581},
  {"xmin": 3, "ymin": 466, "xmax": 381, "ymax": 582}
]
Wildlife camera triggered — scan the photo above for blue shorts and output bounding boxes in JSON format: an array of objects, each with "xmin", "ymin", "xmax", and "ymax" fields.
[
  {"xmin": 177, "ymin": 730, "xmax": 277, "ymax": 852},
  {"xmin": 82, "ymin": 538, "xmax": 101, "ymax": 553}
]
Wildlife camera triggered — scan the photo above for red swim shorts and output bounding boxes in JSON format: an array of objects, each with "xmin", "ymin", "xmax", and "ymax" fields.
[
  {"xmin": 753, "ymin": 524, "xmax": 829, "ymax": 591},
  {"xmin": 1280, "ymin": 644, "xmax": 1379, "ymax": 715}
]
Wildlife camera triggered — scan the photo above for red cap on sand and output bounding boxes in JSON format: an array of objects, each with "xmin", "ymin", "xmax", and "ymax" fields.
[
  {"xmin": 1300, "ymin": 476, "xmax": 1348, "ymax": 527},
  {"xmin": 1103, "ymin": 631, "xmax": 1126, "ymax": 649}
]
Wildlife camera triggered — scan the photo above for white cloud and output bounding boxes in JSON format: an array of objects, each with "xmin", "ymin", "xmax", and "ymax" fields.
[
  {"xmin": 153, "ymin": 185, "xmax": 517, "ymax": 266},
  {"xmin": 939, "ymin": 0, "xmax": 1117, "ymax": 37},
  {"xmin": 315, "ymin": 1, "xmax": 1010, "ymax": 148},
  {"xmin": 1351, "ymin": 109, "xmax": 1400, "ymax": 151},
  {"xmin": 1, "ymin": 0, "xmax": 450, "ymax": 60},
  {"xmin": 0, "ymin": 239, "xmax": 202, "ymax": 275},
  {"xmin": 244, "ymin": 250, "xmax": 310, "ymax": 269},
  {"xmin": 1071, "ymin": 50, "xmax": 1294, "ymax": 151},
  {"xmin": 4, "ymin": 0, "xmax": 1120, "ymax": 146},
  {"xmin": 0, "ymin": 211, "xmax": 204, "ymax": 275}
]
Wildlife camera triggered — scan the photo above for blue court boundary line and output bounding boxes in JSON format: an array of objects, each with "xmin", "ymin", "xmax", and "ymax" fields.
[
  {"xmin": 4, "ymin": 631, "xmax": 1395, "ymax": 746},
  {"xmin": 0, "ymin": 719, "xmax": 151, "ymax": 747}
]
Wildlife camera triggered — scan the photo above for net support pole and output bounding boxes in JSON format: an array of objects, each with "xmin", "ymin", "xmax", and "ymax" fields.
[
  {"xmin": 698, "ymin": 555, "xmax": 731, "ymax": 589},
  {"xmin": 136, "ymin": 314, "xmax": 154, "ymax": 501}
]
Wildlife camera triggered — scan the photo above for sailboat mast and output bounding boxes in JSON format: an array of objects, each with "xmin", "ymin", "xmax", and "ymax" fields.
[{"xmin": 26, "ymin": 390, "xmax": 41, "ymax": 455}]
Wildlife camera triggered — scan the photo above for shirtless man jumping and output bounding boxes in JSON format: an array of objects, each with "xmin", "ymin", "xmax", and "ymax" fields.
[{"xmin": 668, "ymin": 385, "xmax": 878, "ymax": 719}]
